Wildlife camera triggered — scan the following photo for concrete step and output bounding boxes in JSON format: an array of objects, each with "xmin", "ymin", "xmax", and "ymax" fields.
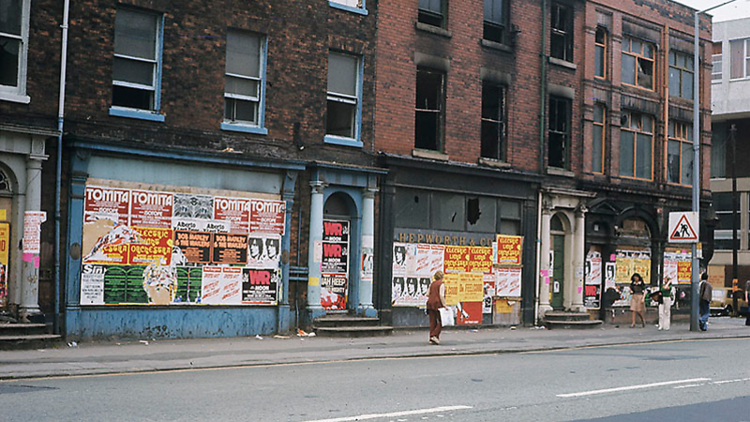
[
  {"xmin": 313, "ymin": 316, "xmax": 382, "ymax": 328},
  {"xmin": 545, "ymin": 320, "xmax": 603, "ymax": 330},
  {"xmin": 0, "ymin": 323, "xmax": 48, "ymax": 336},
  {"xmin": 544, "ymin": 312, "xmax": 592, "ymax": 322},
  {"xmin": 0, "ymin": 334, "xmax": 62, "ymax": 350},
  {"xmin": 314, "ymin": 326, "xmax": 394, "ymax": 338}
]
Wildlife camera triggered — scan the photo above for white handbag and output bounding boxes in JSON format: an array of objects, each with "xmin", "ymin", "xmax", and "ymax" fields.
[{"xmin": 438, "ymin": 306, "xmax": 455, "ymax": 327}]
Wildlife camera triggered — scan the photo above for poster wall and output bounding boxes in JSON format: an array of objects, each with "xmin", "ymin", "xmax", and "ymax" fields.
[
  {"xmin": 80, "ymin": 183, "xmax": 285, "ymax": 306},
  {"xmin": 584, "ymin": 250, "xmax": 602, "ymax": 309},
  {"xmin": 0, "ymin": 223, "xmax": 8, "ymax": 306},
  {"xmin": 664, "ymin": 250, "xmax": 692, "ymax": 284},
  {"xmin": 321, "ymin": 219, "xmax": 349, "ymax": 310},
  {"xmin": 613, "ymin": 249, "xmax": 650, "ymax": 307}
]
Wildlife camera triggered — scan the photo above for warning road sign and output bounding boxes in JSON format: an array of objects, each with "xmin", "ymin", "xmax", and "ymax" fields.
[{"xmin": 668, "ymin": 212, "xmax": 699, "ymax": 243}]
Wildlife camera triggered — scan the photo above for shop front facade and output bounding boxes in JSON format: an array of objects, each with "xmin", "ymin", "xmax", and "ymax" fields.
[
  {"xmin": 376, "ymin": 155, "xmax": 540, "ymax": 327},
  {"xmin": 63, "ymin": 139, "xmax": 304, "ymax": 339}
]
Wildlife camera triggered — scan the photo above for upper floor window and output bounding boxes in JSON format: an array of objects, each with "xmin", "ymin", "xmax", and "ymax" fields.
[
  {"xmin": 550, "ymin": 3, "xmax": 573, "ymax": 62},
  {"xmin": 480, "ymin": 82, "xmax": 506, "ymax": 161},
  {"xmin": 326, "ymin": 52, "xmax": 362, "ymax": 144},
  {"xmin": 415, "ymin": 67, "xmax": 445, "ymax": 152},
  {"xmin": 329, "ymin": 0, "xmax": 367, "ymax": 14},
  {"xmin": 484, "ymin": 0, "xmax": 509, "ymax": 44},
  {"xmin": 418, "ymin": 0, "xmax": 446, "ymax": 28},
  {"xmin": 712, "ymin": 42, "xmax": 722, "ymax": 81},
  {"xmin": 730, "ymin": 38, "xmax": 750, "ymax": 79},
  {"xmin": 667, "ymin": 121, "xmax": 693, "ymax": 186},
  {"xmin": 111, "ymin": 8, "xmax": 162, "ymax": 113},
  {"xmin": 592, "ymin": 103, "xmax": 605, "ymax": 174},
  {"xmin": 669, "ymin": 51, "xmax": 694, "ymax": 100},
  {"xmin": 619, "ymin": 111, "xmax": 653, "ymax": 180},
  {"xmin": 0, "ymin": 0, "xmax": 30, "ymax": 102},
  {"xmin": 622, "ymin": 37, "xmax": 654, "ymax": 90},
  {"xmin": 713, "ymin": 192, "xmax": 740, "ymax": 250},
  {"xmin": 548, "ymin": 96, "xmax": 570, "ymax": 169},
  {"xmin": 223, "ymin": 30, "xmax": 266, "ymax": 132},
  {"xmin": 595, "ymin": 27, "xmax": 607, "ymax": 79}
]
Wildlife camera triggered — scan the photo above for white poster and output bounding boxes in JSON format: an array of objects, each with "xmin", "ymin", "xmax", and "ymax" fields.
[
  {"xmin": 248, "ymin": 234, "xmax": 282, "ymax": 267},
  {"xmin": 496, "ymin": 267, "xmax": 522, "ymax": 297},
  {"xmin": 80, "ymin": 265, "xmax": 105, "ymax": 305},
  {"xmin": 201, "ymin": 266, "xmax": 242, "ymax": 305}
]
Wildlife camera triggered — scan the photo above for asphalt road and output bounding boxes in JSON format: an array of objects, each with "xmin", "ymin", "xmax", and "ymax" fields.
[{"xmin": 2, "ymin": 338, "xmax": 749, "ymax": 421}]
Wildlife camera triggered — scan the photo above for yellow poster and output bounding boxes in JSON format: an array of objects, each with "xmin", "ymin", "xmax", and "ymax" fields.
[
  {"xmin": 0, "ymin": 223, "xmax": 8, "ymax": 266},
  {"xmin": 458, "ymin": 272, "xmax": 484, "ymax": 302},
  {"xmin": 615, "ymin": 257, "xmax": 632, "ymax": 284},
  {"xmin": 632, "ymin": 258, "xmax": 650, "ymax": 283},
  {"xmin": 443, "ymin": 273, "xmax": 460, "ymax": 306}
]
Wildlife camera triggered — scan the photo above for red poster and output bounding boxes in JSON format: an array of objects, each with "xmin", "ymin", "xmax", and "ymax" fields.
[
  {"xmin": 496, "ymin": 235, "xmax": 523, "ymax": 266},
  {"xmin": 84, "ymin": 186, "xmax": 130, "ymax": 224},
  {"xmin": 457, "ymin": 302, "xmax": 483, "ymax": 325},
  {"xmin": 443, "ymin": 246, "xmax": 493, "ymax": 273},
  {"xmin": 129, "ymin": 190, "xmax": 173, "ymax": 228},
  {"xmin": 249, "ymin": 199, "xmax": 285, "ymax": 234},
  {"xmin": 214, "ymin": 197, "xmax": 251, "ymax": 234},
  {"xmin": 128, "ymin": 227, "xmax": 173, "ymax": 266}
]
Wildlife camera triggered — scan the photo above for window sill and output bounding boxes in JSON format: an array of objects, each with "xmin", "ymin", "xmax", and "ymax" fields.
[
  {"xmin": 478, "ymin": 157, "xmax": 511, "ymax": 168},
  {"xmin": 548, "ymin": 57, "xmax": 577, "ymax": 70},
  {"xmin": 729, "ymin": 76, "xmax": 750, "ymax": 82},
  {"xmin": 328, "ymin": 2, "xmax": 369, "ymax": 16},
  {"xmin": 546, "ymin": 167, "xmax": 574, "ymax": 177},
  {"xmin": 221, "ymin": 122, "xmax": 268, "ymax": 135},
  {"xmin": 0, "ymin": 92, "xmax": 31, "ymax": 104},
  {"xmin": 415, "ymin": 22, "xmax": 452, "ymax": 39},
  {"xmin": 480, "ymin": 39, "xmax": 513, "ymax": 53},
  {"xmin": 324, "ymin": 134, "xmax": 363, "ymax": 148},
  {"xmin": 412, "ymin": 148, "xmax": 449, "ymax": 161},
  {"xmin": 109, "ymin": 107, "xmax": 165, "ymax": 122}
]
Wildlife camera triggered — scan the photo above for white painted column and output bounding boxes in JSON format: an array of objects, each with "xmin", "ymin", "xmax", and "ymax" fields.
[
  {"xmin": 306, "ymin": 181, "xmax": 325, "ymax": 318},
  {"xmin": 358, "ymin": 187, "xmax": 376, "ymax": 317},
  {"xmin": 19, "ymin": 156, "xmax": 43, "ymax": 321},
  {"xmin": 538, "ymin": 203, "xmax": 553, "ymax": 316},
  {"xmin": 571, "ymin": 205, "xmax": 587, "ymax": 312}
]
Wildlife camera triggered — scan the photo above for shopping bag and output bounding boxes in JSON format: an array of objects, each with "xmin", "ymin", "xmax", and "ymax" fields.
[{"xmin": 438, "ymin": 306, "xmax": 455, "ymax": 327}]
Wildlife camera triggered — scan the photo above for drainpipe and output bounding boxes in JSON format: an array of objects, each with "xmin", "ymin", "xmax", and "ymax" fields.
[
  {"xmin": 54, "ymin": 0, "xmax": 71, "ymax": 335},
  {"xmin": 539, "ymin": 0, "xmax": 548, "ymax": 174},
  {"xmin": 535, "ymin": 190, "xmax": 542, "ymax": 324}
]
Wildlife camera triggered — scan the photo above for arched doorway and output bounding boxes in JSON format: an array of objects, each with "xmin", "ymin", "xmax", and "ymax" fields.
[
  {"xmin": 321, "ymin": 192, "xmax": 358, "ymax": 313},
  {"xmin": 550, "ymin": 213, "xmax": 568, "ymax": 310},
  {"xmin": 0, "ymin": 169, "xmax": 12, "ymax": 310}
]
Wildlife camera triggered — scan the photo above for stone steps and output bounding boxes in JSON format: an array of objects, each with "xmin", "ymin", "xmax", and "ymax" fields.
[
  {"xmin": 544, "ymin": 311, "xmax": 603, "ymax": 329},
  {"xmin": 0, "ymin": 323, "xmax": 61, "ymax": 350},
  {"xmin": 313, "ymin": 315, "xmax": 393, "ymax": 337}
]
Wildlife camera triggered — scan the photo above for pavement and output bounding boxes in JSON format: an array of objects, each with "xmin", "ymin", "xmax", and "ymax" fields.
[{"xmin": 1, "ymin": 317, "xmax": 749, "ymax": 380}]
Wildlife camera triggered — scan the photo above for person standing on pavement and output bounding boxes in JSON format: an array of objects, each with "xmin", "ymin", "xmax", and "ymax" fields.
[
  {"xmin": 630, "ymin": 273, "xmax": 646, "ymax": 328},
  {"xmin": 658, "ymin": 277, "xmax": 676, "ymax": 331},
  {"xmin": 698, "ymin": 272, "xmax": 712, "ymax": 331},
  {"xmin": 745, "ymin": 280, "xmax": 750, "ymax": 326},
  {"xmin": 426, "ymin": 270, "xmax": 447, "ymax": 345}
]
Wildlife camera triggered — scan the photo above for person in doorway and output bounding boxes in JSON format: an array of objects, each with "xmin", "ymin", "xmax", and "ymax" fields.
[
  {"xmin": 745, "ymin": 280, "xmax": 750, "ymax": 326},
  {"xmin": 698, "ymin": 272, "xmax": 712, "ymax": 331},
  {"xmin": 630, "ymin": 273, "xmax": 646, "ymax": 328},
  {"xmin": 426, "ymin": 270, "xmax": 447, "ymax": 345},
  {"xmin": 658, "ymin": 277, "xmax": 676, "ymax": 331}
]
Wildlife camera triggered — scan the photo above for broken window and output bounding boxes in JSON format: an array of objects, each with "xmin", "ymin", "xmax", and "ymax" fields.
[
  {"xmin": 112, "ymin": 8, "xmax": 161, "ymax": 111},
  {"xmin": 619, "ymin": 111, "xmax": 653, "ymax": 180},
  {"xmin": 224, "ymin": 30, "xmax": 263, "ymax": 126},
  {"xmin": 669, "ymin": 50, "xmax": 694, "ymax": 100},
  {"xmin": 431, "ymin": 193, "xmax": 464, "ymax": 231},
  {"xmin": 481, "ymin": 82, "xmax": 506, "ymax": 160},
  {"xmin": 467, "ymin": 197, "xmax": 496, "ymax": 233},
  {"xmin": 548, "ymin": 96, "xmax": 570, "ymax": 169},
  {"xmin": 592, "ymin": 103, "xmax": 605, "ymax": 173},
  {"xmin": 418, "ymin": 0, "xmax": 445, "ymax": 28},
  {"xmin": 484, "ymin": 0, "xmax": 508, "ymax": 44},
  {"xmin": 621, "ymin": 37, "xmax": 654, "ymax": 90},
  {"xmin": 326, "ymin": 52, "xmax": 360, "ymax": 139},
  {"xmin": 667, "ymin": 121, "xmax": 693, "ymax": 185},
  {"xmin": 550, "ymin": 3, "xmax": 573, "ymax": 62},
  {"xmin": 595, "ymin": 27, "xmax": 607, "ymax": 79},
  {"xmin": 415, "ymin": 67, "xmax": 445, "ymax": 151}
]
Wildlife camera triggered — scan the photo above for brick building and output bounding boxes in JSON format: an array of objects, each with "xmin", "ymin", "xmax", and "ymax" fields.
[
  {"xmin": 2, "ymin": 0, "xmax": 383, "ymax": 339},
  {"xmin": 373, "ymin": 0, "xmax": 714, "ymax": 326}
]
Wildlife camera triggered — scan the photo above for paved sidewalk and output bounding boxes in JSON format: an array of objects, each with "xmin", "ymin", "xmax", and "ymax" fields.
[{"xmin": 1, "ymin": 317, "xmax": 749, "ymax": 380}]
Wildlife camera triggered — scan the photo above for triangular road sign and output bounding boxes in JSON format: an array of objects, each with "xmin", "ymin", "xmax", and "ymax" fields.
[{"xmin": 670, "ymin": 214, "xmax": 698, "ymax": 241}]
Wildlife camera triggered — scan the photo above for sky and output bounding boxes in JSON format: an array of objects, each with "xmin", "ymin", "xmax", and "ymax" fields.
[{"xmin": 673, "ymin": 0, "xmax": 750, "ymax": 21}]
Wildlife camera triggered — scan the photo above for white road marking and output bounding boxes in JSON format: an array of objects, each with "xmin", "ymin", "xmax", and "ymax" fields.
[
  {"xmin": 557, "ymin": 378, "xmax": 711, "ymax": 398},
  {"xmin": 713, "ymin": 377, "xmax": 750, "ymax": 385},
  {"xmin": 673, "ymin": 384, "xmax": 704, "ymax": 389},
  {"xmin": 302, "ymin": 405, "xmax": 472, "ymax": 422}
]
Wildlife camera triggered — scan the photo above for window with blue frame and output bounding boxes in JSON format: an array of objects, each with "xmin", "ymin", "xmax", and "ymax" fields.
[
  {"xmin": 224, "ymin": 30, "xmax": 265, "ymax": 128},
  {"xmin": 326, "ymin": 52, "xmax": 361, "ymax": 143},
  {"xmin": 111, "ymin": 8, "xmax": 162, "ymax": 112},
  {"xmin": 329, "ymin": 0, "xmax": 366, "ymax": 14}
]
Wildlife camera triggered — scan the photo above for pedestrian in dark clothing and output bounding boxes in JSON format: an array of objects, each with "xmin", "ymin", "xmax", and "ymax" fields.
[
  {"xmin": 745, "ymin": 280, "xmax": 750, "ymax": 326},
  {"xmin": 426, "ymin": 270, "xmax": 446, "ymax": 345},
  {"xmin": 698, "ymin": 272, "xmax": 712, "ymax": 331},
  {"xmin": 630, "ymin": 273, "xmax": 646, "ymax": 328}
]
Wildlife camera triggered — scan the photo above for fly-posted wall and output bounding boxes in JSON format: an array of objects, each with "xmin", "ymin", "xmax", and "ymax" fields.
[
  {"xmin": 64, "ymin": 142, "xmax": 303, "ymax": 339},
  {"xmin": 80, "ymin": 182, "xmax": 285, "ymax": 307}
]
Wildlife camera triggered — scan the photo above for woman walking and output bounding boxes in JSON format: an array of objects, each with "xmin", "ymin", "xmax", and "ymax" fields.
[
  {"xmin": 426, "ymin": 270, "xmax": 447, "ymax": 345},
  {"xmin": 630, "ymin": 273, "xmax": 646, "ymax": 328},
  {"xmin": 658, "ymin": 276, "xmax": 676, "ymax": 330}
]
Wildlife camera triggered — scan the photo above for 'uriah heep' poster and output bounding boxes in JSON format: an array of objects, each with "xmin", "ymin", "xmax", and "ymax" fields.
[
  {"xmin": 320, "ymin": 219, "xmax": 349, "ymax": 310},
  {"xmin": 80, "ymin": 183, "xmax": 285, "ymax": 306}
]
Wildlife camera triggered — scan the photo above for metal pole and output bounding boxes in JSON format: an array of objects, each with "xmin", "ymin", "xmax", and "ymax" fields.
[
  {"xmin": 731, "ymin": 124, "xmax": 738, "ymax": 315},
  {"xmin": 690, "ymin": 11, "xmax": 700, "ymax": 332}
]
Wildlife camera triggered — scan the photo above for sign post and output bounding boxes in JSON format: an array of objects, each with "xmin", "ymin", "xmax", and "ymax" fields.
[{"xmin": 668, "ymin": 211, "xmax": 700, "ymax": 331}]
